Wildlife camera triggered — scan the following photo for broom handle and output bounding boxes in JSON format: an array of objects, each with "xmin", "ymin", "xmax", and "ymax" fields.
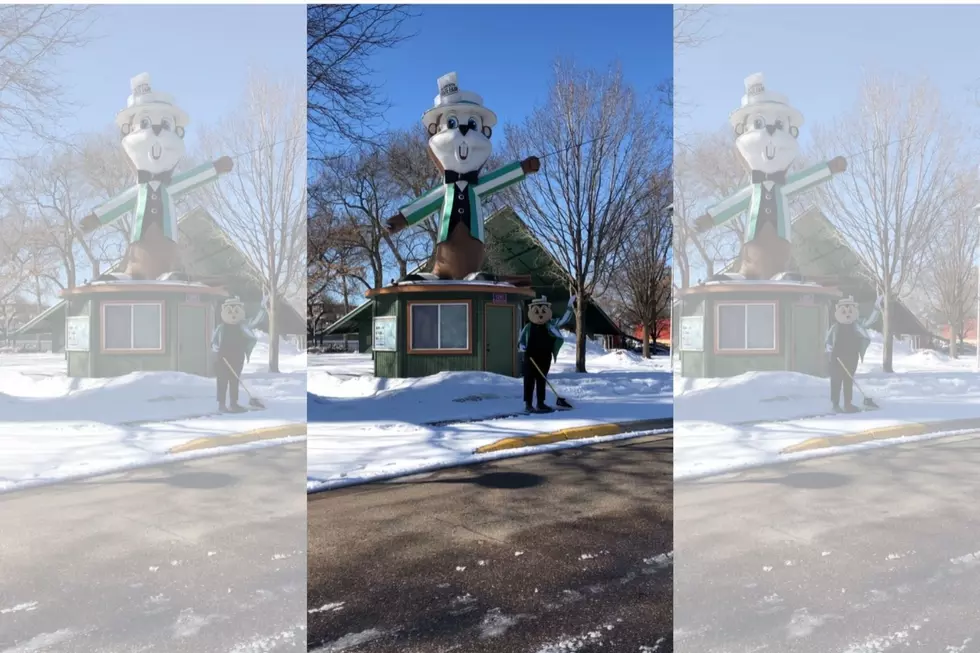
[
  {"xmin": 835, "ymin": 357, "xmax": 868, "ymax": 397},
  {"xmin": 529, "ymin": 357, "xmax": 562, "ymax": 397},
  {"xmin": 222, "ymin": 358, "xmax": 255, "ymax": 400}
]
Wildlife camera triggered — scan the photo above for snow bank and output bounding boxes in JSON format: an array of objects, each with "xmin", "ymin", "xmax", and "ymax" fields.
[{"xmin": 307, "ymin": 339, "xmax": 672, "ymax": 487}]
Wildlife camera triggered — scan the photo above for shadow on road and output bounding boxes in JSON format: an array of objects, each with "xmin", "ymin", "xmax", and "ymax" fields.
[{"xmin": 424, "ymin": 470, "xmax": 546, "ymax": 490}]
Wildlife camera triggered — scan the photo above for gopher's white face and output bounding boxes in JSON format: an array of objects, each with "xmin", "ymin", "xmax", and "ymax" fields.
[
  {"xmin": 121, "ymin": 106, "xmax": 186, "ymax": 174},
  {"xmin": 428, "ymin": 110, "xmax": 492, "ymax": 174},
  {"xmin": 221, "ymin": 303, "xmax": 246, "ymax": 325},
  {"xmin": 835, "ymin": 303, "xmax": 859, "ymax": 325},
  {"xmin": 735, "ymin": 105, "xmax": 800, "ymax": 175},
  {"xmin": 527, "ymin": 303, "xmax": 553, "ymax": 325}
]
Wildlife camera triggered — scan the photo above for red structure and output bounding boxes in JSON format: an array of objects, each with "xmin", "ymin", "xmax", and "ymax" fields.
[
  {"xmin": 633, "ymin": 320, "xmax": 671, "ymax": 344},
  {"xmin": 940, "ymin": 319, "xmax": 977, "ymax": 345}
]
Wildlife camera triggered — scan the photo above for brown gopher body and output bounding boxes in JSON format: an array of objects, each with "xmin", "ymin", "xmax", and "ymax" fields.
[
  {"xmin": 432, "ymin": 223, "xmax": 485, "ymax": 279},
  {"xmin": 738, "ymin": 222, "xmax": 791, "ymax": 280},
  {"xmin": 123, "ymin": 222, "xmax": 179, "ymax": 280}
]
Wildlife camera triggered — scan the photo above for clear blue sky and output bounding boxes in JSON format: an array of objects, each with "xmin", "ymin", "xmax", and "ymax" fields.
[
  {"xmin": 321, "ymin": 4, "xmax": 672, "ymax": 144},
  {"xmin": 48, "ymin": 5, "xmax": 305, "ymax": 148},
  {"xmin": 676, "ymin": 5, "xmax": 980, "ymax": 144}
]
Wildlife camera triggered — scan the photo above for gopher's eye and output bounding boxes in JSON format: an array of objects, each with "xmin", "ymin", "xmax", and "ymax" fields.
[
  {"xmin": 139, "ymin": 117, "xmax": 151, "ymax": 130},
  {"xmin": 774, "ymin": 120, "xmax": 784, "ymax": 130},
  {"xmin": 467, "ymin": 118, "xmax": 478, "ymax": 130},
  {"xmin": 161, "ymin": 118, "xmax": 172, "ymax": 131},
  {"xmin": 752, "ymin": 117, "xmax": 765, "ymax": 130},
  {"xmin": 446, "ymin": 116, "xmax": 458, "ymax": 129}
]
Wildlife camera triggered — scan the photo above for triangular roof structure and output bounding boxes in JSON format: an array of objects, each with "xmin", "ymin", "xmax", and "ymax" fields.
[
  {"xmin": 322, "ymin": 207, "xmax": 625, "ymax": 337},
  {"xmin": 721, "ymin": 205, "xmax": 931, "ymax": 337},
  {"xmin": 17, "ymin": 207, "xmax": 305, "ymax": 336}
]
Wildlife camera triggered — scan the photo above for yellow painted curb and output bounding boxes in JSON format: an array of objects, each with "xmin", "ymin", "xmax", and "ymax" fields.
[
  {"xmin": 781, "ymin": 418, "xmax": 980, "ymax": 454},
  {"xmin": 475, "ymin": 418, "xmax": 671, "ymax": 454},
  {"xmin": 168, "ymin": 423, "xmax": 308, "ymax": 454}
]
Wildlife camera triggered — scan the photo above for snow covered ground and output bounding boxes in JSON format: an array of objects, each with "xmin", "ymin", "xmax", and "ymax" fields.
[
  {"xmin": 0, "ymin": 336, "xmax": 306, "ymax": 493},
  {"xmin": 307, "ymin": 340, "xmax": 672, "ymax": 490},
  {"xmin": 675, "ymin": 334, "xmax": 980, "ymax": 479}
]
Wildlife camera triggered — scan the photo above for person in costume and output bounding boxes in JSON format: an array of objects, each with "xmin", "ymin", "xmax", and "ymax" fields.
[
  {"xmin": 386, "ymin": 72, "xmax": 541, "ymax": 281},
  {"xmin": 695, "ymin": 73, "xmax": 848, "ymax": 281},
  {"xmin": 825, "ymin": 295, "xmax": 881, "ymax": 413},
  {"xmin": 518, "ymin": 295, "xmax": 575, "ymax": 413},
  {"xmin": 211, "ymin": 296, "xmax": 268, "ymax": 413},
  {"xmin": 79, "ymin": 73, "xmax": 234, "ymax": 281}
]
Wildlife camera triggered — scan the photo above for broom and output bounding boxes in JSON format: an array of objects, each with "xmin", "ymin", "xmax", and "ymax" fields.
[
  {"xmin": 529, "ymin": 358, "xmax": 573, "ymax": 409},
  {"xmin": 835, "ymin": 357, "xmax": 879, "ymax": 409},
  {"xmin": 222, "ymin": 358, "xmax": 266, "ymax": 409}
]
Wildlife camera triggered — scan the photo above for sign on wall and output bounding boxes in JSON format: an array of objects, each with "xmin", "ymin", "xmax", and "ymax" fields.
[
  {"xmin": 492, "ymin": 293, "xmax": 507, "ymax": 304},
  {"xmin": 65, "ymin": 316, "xmax": 91, "ymax": 352},
  {"xmin": 373, "ymin": 316, "xmax": 397, "ymax": 352},
  {"xmin": 680, "ymin": 316, "xmax": 704, "ymax": 352}
]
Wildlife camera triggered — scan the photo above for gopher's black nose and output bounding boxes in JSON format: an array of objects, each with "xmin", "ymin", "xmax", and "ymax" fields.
[
  {"xmin": 766, "ymin": 125, "xmax": 776, "ymax": 135},
  {"xmin": 152, "ymin": 125, "xmax": 162, "ymax": 136},
  {"xmin": 459, "ymin": 125, "xmax": 470, "ymax": 136}
]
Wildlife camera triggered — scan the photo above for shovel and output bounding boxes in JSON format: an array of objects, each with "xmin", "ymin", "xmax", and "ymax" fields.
[
  {"xmin": 530, "ymin": 357, "xmax": 573, "ymax": 409},
  {"xmin": 222, "ymin": 358, "xmax": 266, "ymax": 409},
  {"xmin": 836, "ymin": 357, "xmax": 879, "ymax": 409}
]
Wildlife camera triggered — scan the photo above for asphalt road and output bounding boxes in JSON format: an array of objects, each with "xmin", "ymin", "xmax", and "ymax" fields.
[
  {"xmin": 307, "ymin": 434, "xmax": 674, "ymax": 653},
  {"xmin": 0, "ymin": 443, "xmax": 307, "ymax": 653},
  {"xmin": 675, "ymin": 431, "xmax": 980, "ymax": 652}
]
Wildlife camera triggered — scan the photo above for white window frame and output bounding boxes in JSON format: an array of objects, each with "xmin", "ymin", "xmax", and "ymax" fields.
[
  {"xmin": 715, "ymin": 302, "xmax": 778, "ymax": 353},
  {"xmin": 409, "ymin": 301, "xmax": 470, "ymax": 352},
  {"xmin": 102, "ymin": 302, "xmax": 164, "ymax": 352}
]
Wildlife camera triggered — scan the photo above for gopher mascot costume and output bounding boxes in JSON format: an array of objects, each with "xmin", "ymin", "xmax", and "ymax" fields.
[
  {"xmin": 825, "ymin": 295, "xmax": 881, "ymax": 413},
  {"xmin": 386, "ymin": 72, "xmax": 540, "ymax": 281},
  {"xmin": 695, "ymin": 73, "xmax": 847, "ymax": 281},
  {"xmin": 79, "ymin": 73, "xmax": 234, "ymax": 281},
  {"xmin": 518, "ymin": 295, "xmax": 575, "ymax": 413},
  {"xmin": 211, "ymin": 296, "xmax": 266, "ymax": 413}
]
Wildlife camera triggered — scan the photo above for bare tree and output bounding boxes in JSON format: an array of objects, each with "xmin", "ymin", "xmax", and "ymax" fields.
[
  {"xmin": 199, "ymin": 72, "xmax": 306, "ymax": 373},
  {"xmin": 922, "ymin": 170, "xmax": 980, "ymax": 357},
  {"xmin": 813, "ymin": 73, "xmax": 958, "ymax": 372},
  {"xmin": 11, "ymin": 145, "xmax": 122, "ymax": 289},
  {"xmin": 673, "ymin": 5, "xmax": 715, "ymax": 50},
  {"xmin": 0, "ymin": 5, "xmax": 96, "ymax": 149},
  {"xmin": 505, "ymin": 60, "xmax": 663, "ymax": 373},
  {"xmin": 615, "ymin": 168, "xmax": 672, "ymax": 358},
  {"xmin": 307, "ymin": 4, "xmax": 415, "ymax": 153}
]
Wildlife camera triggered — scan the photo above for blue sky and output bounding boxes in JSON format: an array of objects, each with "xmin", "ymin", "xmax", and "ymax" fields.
[
  {"xmin": 676, "ymin": 5, "xmax": 980, "ymax": 143},
  {"xmin": 42, "ymin": 5, "xmax": 304, "ymax": 149},
  {"xmin": 319, "ymin": 4, "xmax": 672, "ymax": 145}
]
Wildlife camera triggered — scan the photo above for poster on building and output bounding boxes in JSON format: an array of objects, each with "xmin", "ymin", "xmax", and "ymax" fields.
[
  {"xmin": 680, "ymin": 316, "xmax": 704, "ymax": 352},
  {"xmin": 65, "ymin": 316, "xmax": 91, "ymax": 352},
  {"xmin": 373, "ymin": 316, "xmax": 397, "ymax": 352}
]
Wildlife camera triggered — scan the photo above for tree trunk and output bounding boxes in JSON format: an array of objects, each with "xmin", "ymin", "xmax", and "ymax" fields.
[
  {"xmin": 574, "ymin": 296, "xmax": 587, "ymax": 373},
  {"xmin": 882, "ymin": 292, "xmax": 893, "ymax": 373},
  {"xmin": 642, "ymin": 323, "xmax": 651, "ymax": 359},
  {"xmin": 950, "ymin": 322, "xmax": 959, "ymax": 358},
  {"xmin": 268, "ymin": 294, "xmax": 280, "ymax": 373}
]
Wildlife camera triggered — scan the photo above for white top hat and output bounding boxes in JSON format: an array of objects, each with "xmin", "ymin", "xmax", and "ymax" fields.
[
  {"xmin": 529, "ymin": 296, "xmax": 551, "ymax": 306},
  {"xmin": 222, "ymin": 296, "xmax": 244, "ymax": 307},
  {"xmin": 728, "ymin": 73, "xmax": 803, "ymax": 129},
  {"xmin": 837, "ymin": 295, "xmax": 858, "ymax": 306},
  {"xmin": 421, "ymin": 72, "xmax": 497, "ymax": 130},
  {"xmin": 114, "ymin": 73, "xmax": 190, "ymax": 129}
]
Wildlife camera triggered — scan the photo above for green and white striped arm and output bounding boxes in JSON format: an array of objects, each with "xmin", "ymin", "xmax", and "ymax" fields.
[
  {"xmin": 783, "ymin": 162, "xmax": 833, "ymax": 196},
  {"xmin": 93, "ymin": 185, "xmax": 139, "ymax": 225},
  {"xmin": 400, "ymin": 185, "xmax": 445, "ymax": 225},
  {"xmin": 475, "ymin": 161, "xmax": 526, "ymax": 198},
  {"xmin": 706, "ymin": 185, "xmax": 752, "ymax": 226},
  {"xmin": 169, "ymin": 162, "xmax": 221, "ymax": 198}
]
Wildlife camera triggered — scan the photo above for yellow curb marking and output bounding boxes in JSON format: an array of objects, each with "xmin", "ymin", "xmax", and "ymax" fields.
[
  {"xmin": 475, "ymin": 420, "xmax": 667, "ymax": 455},
  {"xmin": 781, "ymin": 419, "xmax": 980, "ymax": 454},
  {"xmin": 168, "ymin": 423, "xmax": 307, "ymax": 454}
]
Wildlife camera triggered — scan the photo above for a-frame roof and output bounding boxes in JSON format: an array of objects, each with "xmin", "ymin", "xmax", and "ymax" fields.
[
  {"xmin": 721, "ymin": 205, "xmax": 931, "ymax": 337},
  {"xmin": 323, "ymin": 207, "xmax": 625, "ymax": 337},
  {"xmin": 17, "ymin": 207, "xmax": 306, "ymax": 336}
]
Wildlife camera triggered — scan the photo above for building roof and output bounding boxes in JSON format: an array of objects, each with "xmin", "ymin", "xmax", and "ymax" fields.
[
  {"xmin": 322, "ymin": 207, "xmax": 625, "ymax": 337},
  {"xmin": 721, "ymin": 205, "xmax": 931, "ymax": 337},
  {"xmin": 17, "ymin": 207, "xmax": 306, "ymax": 336}
]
